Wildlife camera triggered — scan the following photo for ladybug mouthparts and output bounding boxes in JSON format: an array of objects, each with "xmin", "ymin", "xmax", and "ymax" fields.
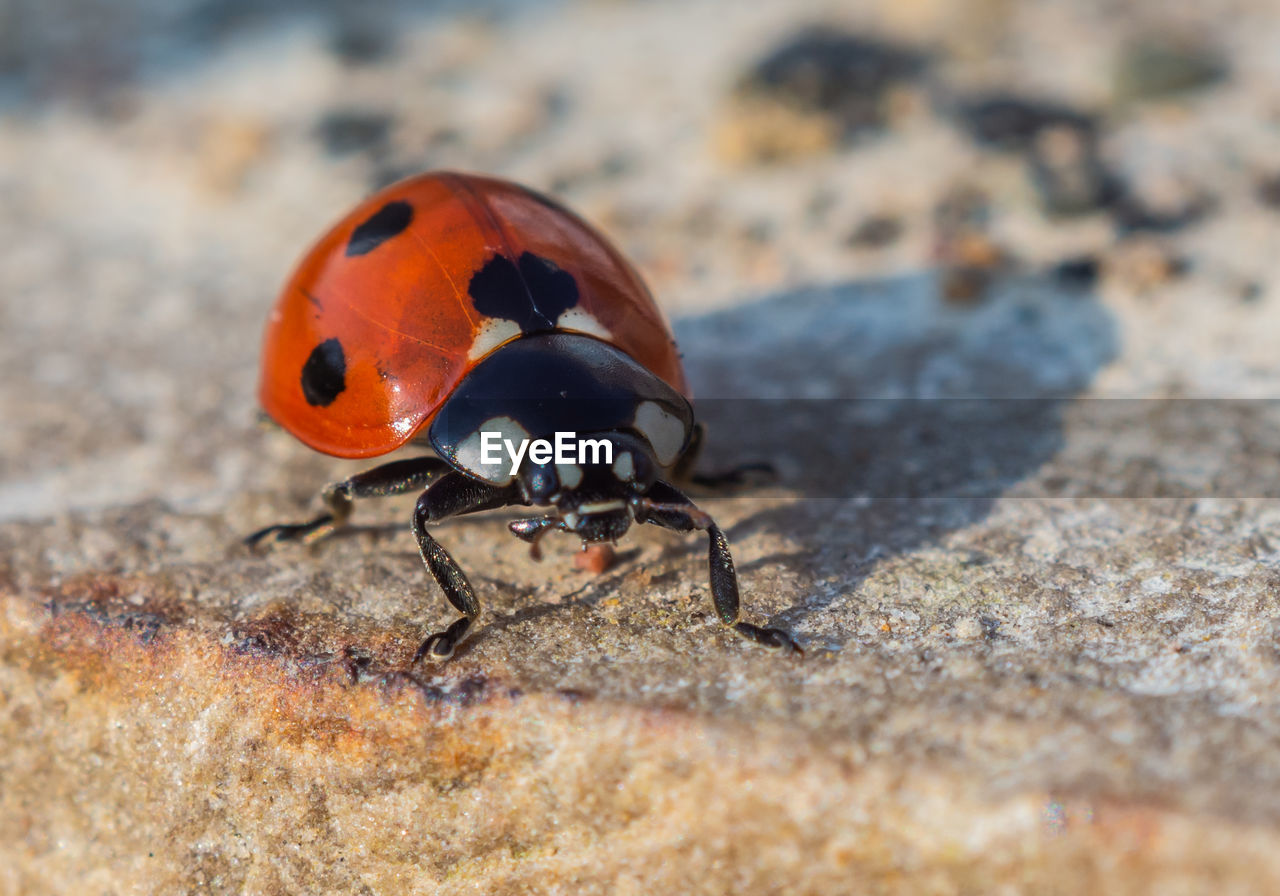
[
  {"xmin": 517, "ymin": 429, "xmax": 657, "ymax": 539},
  {"xmin": 506, "ymin": 491, "xmax": 636, "ymax": 550},
  {"xmin": 562, "ymin": 500, "xmax": 634, "ymax": 544}
]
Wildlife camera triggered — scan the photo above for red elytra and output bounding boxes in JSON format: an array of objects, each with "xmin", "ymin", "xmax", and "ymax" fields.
[{"xmin": 258, "ymin": 171, "xmax": 689, "ymax": 458}]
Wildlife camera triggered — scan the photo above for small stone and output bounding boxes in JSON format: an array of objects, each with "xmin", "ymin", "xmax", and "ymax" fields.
[
  {"xmin": 932, "ymin": 186, "xmax": 1011, "ymax": 305},
  {"xmin": 933, "ymin": 184, "xmax": 991, "ymax": 236},
  {"xmin": 328, "ymin": 17, "xmax": 396, "ymax": 65},
  {"xmin": 1106, "ymin": 240, "xmax": 1191, "ymax": 294},
  {"xmin": 1257, "ymin": 174, "xmax": 1280, "ymax": 211},
  {"xmin": 743, "ymin": 27, "xmax": 927, "ymax": 117},
  {"xmin": 314, "ymin": 109, "xmax": 393, "ymax": 158},
  {"xmin": 713, "ymin": 97, "xmax": 840, "ymax": 164},
  {"xmin": 1110, "ymin": 191, "xmax": 1214, "ymax": 235},
  {"xmin": 847, "ymin": 214, "xmax": 903, "ymax": 248},
  {"xmin": 1050, "ymin": 255, "xmax": 1102, "ymax": 290},
  {"xmin": 952, "ymin": 93, "xmax": 1097, "ymax": 152},
  {"xmin": 941, "ymin": 260, "xmax": 1003, "ymax": 306},
  {"xmin": 721, "ymin": 26, "xmax": 928, "ymax": 161},
  {"xmin": 1027, "ymin": 124, "xmax": 1119, "ymax": 217},
  {"xmin": 945, "ymin": 232, "xmax": 1007, "ymax": 270},
  {"xmin": 1114, "ymin": 36, "xmax": 1228, "ymax": 102}
]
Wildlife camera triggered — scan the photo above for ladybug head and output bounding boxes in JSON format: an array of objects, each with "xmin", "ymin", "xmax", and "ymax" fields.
[{"xmin": 516, "ymin": 430, "xmax": 659, "ymax": 541}]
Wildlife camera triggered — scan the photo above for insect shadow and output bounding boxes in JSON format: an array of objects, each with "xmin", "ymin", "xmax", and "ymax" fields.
[{"xmin": 672, "ymin": 269, "xmax": 1118, "ymax": 635}]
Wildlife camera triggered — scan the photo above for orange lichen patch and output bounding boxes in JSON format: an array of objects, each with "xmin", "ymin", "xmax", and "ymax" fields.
[
  {"xmin": 44, "ymin": 572, "xmax": 187, "ymax": 638},
  {"xmin": 21, "ymin": 573, "xmax": 187, "ymax": 695},
  {"xmin": 12, "ymin": 570, "xmax": 519, "ymax": 773}
]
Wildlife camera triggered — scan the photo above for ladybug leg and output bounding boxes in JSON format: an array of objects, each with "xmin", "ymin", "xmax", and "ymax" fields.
[
  {"xmin": 411, "ymin": 473, "xmax": 521, "ymax": 662},
  {"xmin": 508, "ymin": 516, "xmax": 569, "ymax": 561},
  {"xmin": 634, "ymin": 482, "xmax": 802, "ymax": 656},
  {"xmin": 671, "ymin": 423, "xmax": 776, "ymax": 494},
  {"xmin": 245, "ymin": 457, "xmax": 451, "ymax": 548}
]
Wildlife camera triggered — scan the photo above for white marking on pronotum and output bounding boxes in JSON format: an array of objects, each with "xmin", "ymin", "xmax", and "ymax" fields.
[
  {"xmin": 612, "ymin": 450, "xmax": 634, "ymax": 482},
  {"xmin": 467, "ymin": 318, "xmax": 521, "ymax": 361},
  {"xmin": 557, "ymin": 462, "xmax": 583, "ymax": 489},
  {"xmin": 577, "ymin": 500, "xmax": 626, "ymax": 515},
  {"xmin": 458, "ymin": 416, "xmax": 530, "ymax": 483},
  {"xmin": 555, "ymin": 308, "xmax": 611, "ymax": 341},
  {"xmin": 633, "ymin": 401, "xmax": 685, "ymax": 467}
]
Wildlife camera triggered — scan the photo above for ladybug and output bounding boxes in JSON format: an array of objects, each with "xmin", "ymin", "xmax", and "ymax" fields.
[{"xmin": 248, "ymin": 171, "xmax": 800, "ymax": 660}]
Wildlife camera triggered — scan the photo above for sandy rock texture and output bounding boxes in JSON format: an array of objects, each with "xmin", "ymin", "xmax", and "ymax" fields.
[{"xmin": 5, "ymin": 0, "xmax": 1280, "ymax": 892}]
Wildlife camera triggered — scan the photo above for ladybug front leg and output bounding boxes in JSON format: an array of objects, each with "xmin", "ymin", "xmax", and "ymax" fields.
[
  {"xmin": 410, "ymin": 472, "xmax": 521, "ymax": 662},
  {"xmin": 635, "ymin": 481, "xmax": 802, "ymax": 655},
  {"xmin": 507, "ymin": 516, "xmax": 569, "ymax": 560},
  {"xmin": 245, "ymin": 457, "xmax": 452, "ymax": 547}
]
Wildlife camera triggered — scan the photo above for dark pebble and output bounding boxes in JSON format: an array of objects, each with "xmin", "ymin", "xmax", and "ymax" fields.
[
  {"xmin": 1050, "ymin": 256, "xmax": 1101, "ymax": 289},
  {"xmin": 933, "ymin": 185, "xmax": 990, "ymax": 236},
  {"xmin": 315, "ymin": 109, "xmax": 393, "ymax": 158},
  {"xmin": 848, "ymin": 215, "xmax": 904, "ymax": 248},
  {"xmin": 739, "ymin": 26, "xmax": 928, "ymax": 136},
  {"xmin": 1027, "ymin": 125, "xmax": 1120, "ymax": 217},
  {"xmin": 951, "ymin": 93, "xmax": 1096, "ymax": 152},
  {"xmin": 328, "ymin": 17, "xmax": 396, "ymax": 65},
  {"xmin": 1111, "ymin": 194, "xmax": 1214, "ymax": 235},
  {"xmin": 1114, "ymin": 36, "xmax": 1228, "ymax": 101},
  {"xmin": 1258, "ymin": 174, "xmax": 1280, "ymax": 210}
]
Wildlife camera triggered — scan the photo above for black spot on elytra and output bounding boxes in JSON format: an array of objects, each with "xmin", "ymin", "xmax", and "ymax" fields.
[
  {"xmin": 301, "ymin": 339, "xmax": 347, "ymax": 406},
  {"xmin": 346, "ymin": 200, "xmax": 413, "ymax": 256},
  {"xmin": 518, "ymin": 252, "xmax": 579, "ymax": 320},
  {"xmin": 468, "ymin": 251, "xmax": 579, "ymax": 333},
  {"xmin": 468, "ymin": 255, "xmax": 526, "ymax": 324}
]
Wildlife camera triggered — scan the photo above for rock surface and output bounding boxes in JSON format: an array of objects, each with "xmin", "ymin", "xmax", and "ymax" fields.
[{"xmin": 5, "ymin": 0, "xmax": 1280, "ymax": 892}]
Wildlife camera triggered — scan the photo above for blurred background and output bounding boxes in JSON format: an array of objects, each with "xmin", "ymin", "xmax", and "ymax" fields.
[{"xmin": 3, "ymin": 0, "xmax": 1280, "ymax": 516}]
